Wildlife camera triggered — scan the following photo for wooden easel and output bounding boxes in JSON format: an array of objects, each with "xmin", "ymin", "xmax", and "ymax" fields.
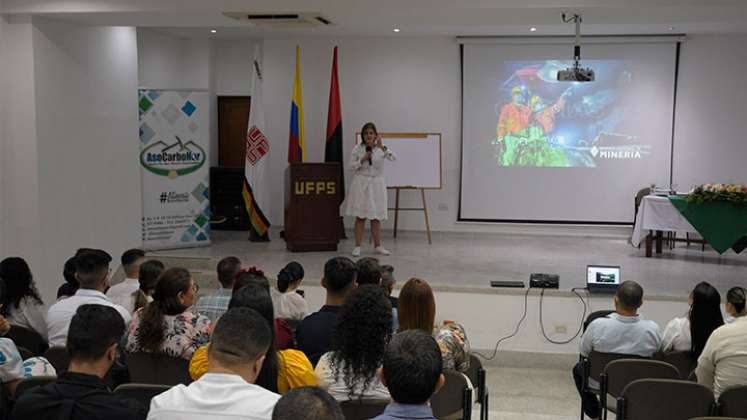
[{"xmin": 389, "ymin": 187, "xmax": 432, "ymax": 244}]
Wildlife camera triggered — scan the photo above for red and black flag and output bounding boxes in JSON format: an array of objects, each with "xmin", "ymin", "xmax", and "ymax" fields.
[{"xmin": 325, "ymin": 47, "xmax": 344, "ymax": 202}]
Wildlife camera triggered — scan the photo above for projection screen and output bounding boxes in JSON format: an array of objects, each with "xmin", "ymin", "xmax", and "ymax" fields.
[{"xmin": 459, "ymin": 39, "xmax": 679, "ymax": 223}]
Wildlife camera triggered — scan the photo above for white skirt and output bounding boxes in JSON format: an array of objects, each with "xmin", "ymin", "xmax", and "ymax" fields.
[{"xmin": 343, "ymin": 175, "xmax": 388, "ymax": 220}]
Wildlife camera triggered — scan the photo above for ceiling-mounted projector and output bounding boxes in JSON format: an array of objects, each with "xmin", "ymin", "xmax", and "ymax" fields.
[{"xmin": 558, "ymin": 13, "xmax": 595, "ymax": 82}]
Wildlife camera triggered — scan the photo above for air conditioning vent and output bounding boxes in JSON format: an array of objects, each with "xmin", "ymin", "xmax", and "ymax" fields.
[{"xmin": 223, "ymin": 12, "xmax": 333, "ymax": 28}]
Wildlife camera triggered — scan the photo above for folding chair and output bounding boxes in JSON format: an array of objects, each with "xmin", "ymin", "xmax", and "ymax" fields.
[
  {"xmin": 431, "ymin": 370, "xmax": 472, "ymax": 420},
  {"xmin": 717, "ymin": 385, "xmax": 747, "ymax": 418},
  {"xmin": 617, "ymin": 378, "xmax": 715, "ymax": 420},
  {"xmin": 339, "ymin": 399, "xmax": 389, "ymax": 420},
  {"xmin": 579, "ymin": 351, "xmax": 645, "ymax": 420},
  {"xmin": 126, "ymin": 352, "xmax": 192, "ymax": 386},
  {"xmin": 464, "ymin": 354, "xmax": 489, "ymax": 420},
  {"xmin": 6, "ymin": 326, "xmax": 48, "ymax": 356},
  {"xmin": 114, "ymin": 383, "xmax": 171, "ymax": 407},
  {"xmin": 656, "ymin": 351, "xmax": 696, "ymax": 379},
  {"xmin": 599, "ymin": 359, "xmax": 680, "ymax": 420}
]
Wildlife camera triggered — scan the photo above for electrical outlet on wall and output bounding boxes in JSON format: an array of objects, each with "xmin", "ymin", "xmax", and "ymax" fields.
[
  {"xmin": 554, "ymin": 325, "xmax": 568, "ymax": 334},
  {"xmin": 438, "ymin": 203, "xmax": 448, "ymax": 211}
]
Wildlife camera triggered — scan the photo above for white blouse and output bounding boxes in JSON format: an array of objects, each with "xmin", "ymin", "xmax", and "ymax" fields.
[
  {"xmin": 347, "ymin": 143, "xmax": 396, "ymax": 178},
  {"xmin": 314, "ymin": 352, "xmax": 390, "ymax": 402},
  {"xmin": 661, "ymin": 316, "xmax": 691, "ymax": 353},
  {"xmin": 271, "ymin": 289, "xmax": 309, "ymax": 321},
  {"xmin": 6, "ymin": 297, "xmax": 48, "ymax": 342}
]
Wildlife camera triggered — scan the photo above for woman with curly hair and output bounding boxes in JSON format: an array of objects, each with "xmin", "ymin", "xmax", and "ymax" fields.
[
  {"xmin": 125, "ymin": 267, "xmax": 210, "ymax": 359},
  {"xmin": 0, "ymin": 257, "xmax": 47, "ymax": 341},
  {"xmin": 315, "ymin": 285, "xmax": 392, "ymax": 401},
  {"xmin": 189, "ymin": 283, "xmax": 316, "ymax": 394}
]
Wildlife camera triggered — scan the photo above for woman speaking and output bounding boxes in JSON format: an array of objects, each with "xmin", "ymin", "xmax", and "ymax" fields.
[{"xmin": 343, "ymin": 122, "xmax": 396, "ymax": 257}]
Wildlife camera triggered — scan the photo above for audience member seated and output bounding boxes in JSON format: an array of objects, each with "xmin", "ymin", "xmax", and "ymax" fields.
[
  {"xmin": 398, "ymin": 278, "xmax": 471, "ymax": 372},
  {"xmin": 271, "ymin": 262, "xmax": 308, "ymax": 321},
  {"xmin": 0, "ymin": 257, "xmax": 48, "ymax": 341},
  {"xmin": 13, "ymin": 304, "xmax": 146, "ymax": 420},
  {"xmin": 132, "ymin": 260, "xmax": 165, "ymax": 312},
  {"xmin": 125, "ymin": 267, "xmax": 210, "ymax": 360},
  {"xmin": 0, "ymin": 337, "xmax": 56, "ymax": 397},
  {"xmin": 57, "ymin": 256, "xmax": 80, "ymax": 300},
  {"xmin": 56, "ymin": 248, "xmax": 96, "ymax": 300},
  {"xmin": 696, "ymin": 301, "xmax": 747, "ymax": 397},
  {"xmin": 232, "ymin": 267, "xmax": 271, "ymax": 292},
  {"xmin": 47, "ymin": 250, "xmax": 131, "ymax": 347},
  {"xmin": 573, "ymin": 280, "xmax": 662, "ymax": 420},
  {"xmin": 194, "ymin": 256, "xmax": 242, "ymax": 322},
  {"xmin": 296, "ymin": 257, "xmax": 358, "ymax": 366},
  {"xmin": 380, "ymin": 265, "xmax": 399, "ymax": 331},
  {"xmin": 149, "ymin": 308, "xmax": 280, "ymax": 420},
  {"xmin": 661, "ymin": 282, "xmax": 723, "ymax": 356},
  {"xmin": 106, "ymin": 249, "xmax": 146, "ymax": 313},
  {"xmin": 315, "ymin": 285, "xmax": 392, "ymax": 401},
  {"xmin": 373, "ymin": 330, "xmax": 444, "ymax": 420},
  {"xmin": 189, "ymin": 284, "xmax": 316, "ymax": 394},
  {"xmin": 380, "ymin": 265, "xmax": 397, "ymax": 309},
  {"xmin": 224, "ymin": 266, "xmax": 295, "ymax": 349},
  {"xmin": 271, "ymin": 386, "xmax": 344, "ymax": 420},
  {"xmin": 724, "ymin": 286, "xmax": 746, "ymax": 324},
  {"xmin": 356, "ymin": 257, "xmax": 382, "ymax": 286}
]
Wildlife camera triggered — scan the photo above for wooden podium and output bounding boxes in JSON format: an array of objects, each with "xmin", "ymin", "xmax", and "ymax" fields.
[{"xmin": 284, "ymin": 163, "xmax": 342, "ymax": 252}]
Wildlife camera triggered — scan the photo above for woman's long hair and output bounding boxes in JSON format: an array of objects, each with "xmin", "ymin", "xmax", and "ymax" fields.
[
  {"xmin": 132, "ymin": 260, "xmax": 165, "ymax": 312},
  {"xmin": 228, "ymin": 284, "xmax": 279, "ymax": 393},
  {"xmin": 136, "ymin": 267, "xmax": 191, "ymax": 353},
  {"xmin": 277, "ymin": 262, "xmax": 304, "ymax": 293},
  {"xmin": 689, "ymin": 281, "xmax": 724, "ymax": 358},
  {"xmin": 397, "ymin": 278, "xmax": 436, "ymax": 334},
  {"xmin": 0, "ymin": 257, "xmax": 44, "ymax": 316},
  {"xmin": 330, "ymin": 285, "xmax": 392, "ymax": 399}
]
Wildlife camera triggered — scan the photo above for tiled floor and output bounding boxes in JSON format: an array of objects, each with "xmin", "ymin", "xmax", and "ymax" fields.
[
  {"xmin": 483, "ymin": 365, "xmax": 582, "ymax": 419},
  {"xmin": 156, "ymin": 228, "xmax": 747, "ymax": 297}
]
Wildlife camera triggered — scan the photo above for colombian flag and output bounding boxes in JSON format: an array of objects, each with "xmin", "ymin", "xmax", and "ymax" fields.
[{"xmin": 288, "ymin": 46, "xmax": 305, "ymax": 163}]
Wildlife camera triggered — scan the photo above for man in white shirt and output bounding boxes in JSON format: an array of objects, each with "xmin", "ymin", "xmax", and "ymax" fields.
[
  {"xmin": 46, "ymin": 250, "xmax": 132, "ymax": 347},
  {"xmin": 696, "ymin": 316, "xmax": 747, "ymax": 397},
  {"xmin": 106, "ymin": 249, "xmax": 145, "ymax": 313},
  {"xmin": 573, "ymin": 281, "xmax": 662, "ymax": 419},
  {"xmin": 148, "ymin": 307, "xmax": 280, "ymax": 420}
]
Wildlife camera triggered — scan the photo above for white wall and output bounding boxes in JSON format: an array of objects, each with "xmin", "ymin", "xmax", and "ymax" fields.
[
  {"xmin": 262, "ymin": 37, "xmax": 462, "ymax": 230},
  {"xmin": 673, "ymin": 34, "xmax": 747, "ymax": 188},
  {"xmin": 212, "ymin": 40, "xmax": 255, "ymax": 96},
  {"xmin": 0, "ymin": 17, "xmax": 141, "ymax": 304},
  {"xmin": 136, "ymin": 29, "xmax": 210, "ymax": 90},
  {"xmin": 0, "ymin": 16, "xmax": 42, "ymax": 274}
]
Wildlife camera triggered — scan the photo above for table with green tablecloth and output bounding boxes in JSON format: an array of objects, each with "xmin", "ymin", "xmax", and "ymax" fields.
[
  {"xmin": 668, "ymin": 196, "xmax": 747, "ymax": 254},
  {"xmin": 631, "ymin": 195, "xmax": 747, "ymax": 256}
]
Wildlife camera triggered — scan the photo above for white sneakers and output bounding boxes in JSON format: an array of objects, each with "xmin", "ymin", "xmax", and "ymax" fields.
[
  {"xmin": 375, "ymin": 246, "xmax": 391, "ymax": 256},
  {"xmin": 351, "ymin": 246, "xmax": 391, "ymax": 257}
]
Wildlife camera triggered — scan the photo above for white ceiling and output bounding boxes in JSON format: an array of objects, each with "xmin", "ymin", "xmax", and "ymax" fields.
[{"xmin": 2, "ymin": 0, "xmax": 747, "ymax": 38}]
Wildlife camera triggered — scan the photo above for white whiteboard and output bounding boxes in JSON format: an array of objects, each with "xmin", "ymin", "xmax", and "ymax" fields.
[{"xmin": 357, "ymin": 133, "xmax": 442, "ymax": 189}]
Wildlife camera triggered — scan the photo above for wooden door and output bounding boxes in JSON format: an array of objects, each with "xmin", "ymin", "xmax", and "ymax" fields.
[{"xmin": 218, "ymin": 96, "xmax": 251, "ymax": 167}]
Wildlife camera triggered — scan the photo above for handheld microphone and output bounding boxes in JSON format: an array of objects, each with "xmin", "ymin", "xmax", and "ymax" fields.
[{"xmin": 365, "ymin": 146, "xmax": 372, "ymax": 165}]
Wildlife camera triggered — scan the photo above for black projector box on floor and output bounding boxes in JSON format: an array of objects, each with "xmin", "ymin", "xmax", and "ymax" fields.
[{"xmin": 529, "ymin": 273, "xmax": 559, "ymax": 289}]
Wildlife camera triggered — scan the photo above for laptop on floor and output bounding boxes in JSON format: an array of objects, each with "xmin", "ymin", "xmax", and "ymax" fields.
[{"xmin": 586, "ymin": 265, "xmax": 621, "ymax": 293}]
